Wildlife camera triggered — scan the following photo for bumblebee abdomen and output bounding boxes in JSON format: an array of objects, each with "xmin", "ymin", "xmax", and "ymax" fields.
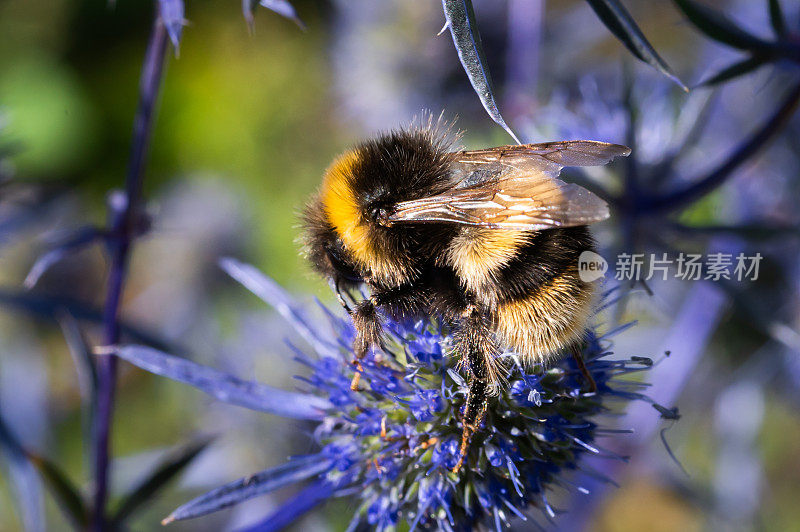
[
  {"xmin": 488, "ymin": 227, "xmax": 597, "ymax": 363},
  {"xmin": 445, "ymin": 227, "xmax": 531, "ymax": 297},
  {"xmin": 495, "ymin": 266, "xmax": 594, "ymax": 364}
]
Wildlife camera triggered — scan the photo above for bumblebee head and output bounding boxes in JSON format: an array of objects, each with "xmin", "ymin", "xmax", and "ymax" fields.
[
  {"xmin": 303, "ymin": 147, "xmax": 410, "ymax": 287},
  {"xmin": 302, "ymin": 129, "xmax": 453, "ymax": 287},
  {"xmin": 301, "ymin": 192, "xmax": 364, "ymax": 286}
]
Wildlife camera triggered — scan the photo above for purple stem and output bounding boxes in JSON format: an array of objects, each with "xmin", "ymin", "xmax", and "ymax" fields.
[
  {"xmin": 649, "ymin": 81, "xmax": 800, "ymax": 213},
  {"xmin": 91, "ymin": 14, "xmax": 169, "ymax": 530}
]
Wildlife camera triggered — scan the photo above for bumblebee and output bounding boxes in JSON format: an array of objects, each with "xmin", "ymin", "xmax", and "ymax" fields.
[{"xmin": 302, "ymin": 122, "xmax": 629, "ymax": 471}]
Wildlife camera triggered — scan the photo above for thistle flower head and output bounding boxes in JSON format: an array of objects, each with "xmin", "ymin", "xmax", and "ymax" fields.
[
  {"xmin": 295, "ymin": 309, "xmax": 649, "ymax": 531},
  {"xmin": 122, "ymin": 260, "xmax": 655, "ymax": 531}
]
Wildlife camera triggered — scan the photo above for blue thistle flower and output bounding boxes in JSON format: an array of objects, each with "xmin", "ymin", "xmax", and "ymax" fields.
[{"xmin": 115, "ymin": 259, "xmax": 658, "ymax": 531}]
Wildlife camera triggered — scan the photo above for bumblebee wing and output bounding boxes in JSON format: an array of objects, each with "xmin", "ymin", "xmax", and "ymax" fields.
[
  {"xmin": 388, "ymin": 177, "xmax": 609, "ymax": 229},
  {"xmin": 388, "ymin": 140, "xmax": 629, "ymax": 230},
  {"xmin": 450, "ymin": 140, "xmax": 631, "ymax": 177}
]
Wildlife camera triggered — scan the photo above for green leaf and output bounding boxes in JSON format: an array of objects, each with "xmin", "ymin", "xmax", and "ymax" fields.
[
  {"xmin": 585, "ymin": 0, "xmax": 688, "ymax": 91},
  {"xmin": 26, "ymin": 452, "xmax": 88, "ymax": 529},
  {"xmin": 441, "ymin": 0, "xmax": 520, "ymax": 142},
  {"xmin": 110, "ymin": 438, "xmax": 212, "ymax": 525},
  {"xmin": 698, "ymin": 55, "xmax": 767, "ymax": 86},
  {"xmin": 672, "ymin": 0, "xmax": 774, "ymax": 51},
  {"xmin": 769, "ymin": 0, "xmax": 787, "ymax": 37}
]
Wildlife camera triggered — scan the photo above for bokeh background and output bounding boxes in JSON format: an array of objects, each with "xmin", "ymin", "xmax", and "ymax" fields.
[{"xmin": 1, "ymin": 0, "xmax": 799, "ymax": 530}]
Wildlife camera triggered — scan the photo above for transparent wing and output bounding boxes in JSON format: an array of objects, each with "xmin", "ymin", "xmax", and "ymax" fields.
[{"xmin": 388, "ymin": 141, "xmax": 629, "ymax": 230}]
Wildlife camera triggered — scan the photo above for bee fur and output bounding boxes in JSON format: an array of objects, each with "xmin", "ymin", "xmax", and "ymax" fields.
[{"xmin": 301, "ymin": 123, "xmax": 613, "ymax": 471}]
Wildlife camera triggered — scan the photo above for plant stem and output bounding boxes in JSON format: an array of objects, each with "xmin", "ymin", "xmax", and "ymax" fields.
[
  {"xmin": 651, "ymin": 81, "xmax": 800, "ymax": 213},
  {"xmin": 91, "ymin": 14, "xmax": 169, "ymax": 531}
]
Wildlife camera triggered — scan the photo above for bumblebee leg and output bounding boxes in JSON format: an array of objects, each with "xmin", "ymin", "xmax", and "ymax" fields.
[
  {"xmin": 350, "ymin": 298, "xmax": 382, "ymax": 391},
  {"xmin": 329, "ymin": 277, "xmax": 364, "ymax": 390},
  {"xmin": 347, "ymin": 284, "xmax": 420, "ymax": 391},
  {"xmin": 454, "ymin": 377, "xmax": 488, "ymax": 473},
  {"xmin": 331, "ymin": 277, "xmax": 352, "ymax": 313},
  {"xmin": 452, "ymin": 306, "xmax": 496, "ymax": 473},
  {"xmin": 569, "ymin": 342, "xmax": 597, "ymax": 394}
]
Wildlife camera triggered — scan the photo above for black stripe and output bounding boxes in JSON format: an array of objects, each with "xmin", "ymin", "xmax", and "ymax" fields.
[{"xmin": 493, "ymin": 226, "xmax": 594, "ymax": 304}]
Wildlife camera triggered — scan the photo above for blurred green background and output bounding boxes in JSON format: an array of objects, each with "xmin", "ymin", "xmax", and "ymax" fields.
[{"xmin": 0, "ymin": 0, "xmax": 343, "ymax": 290}]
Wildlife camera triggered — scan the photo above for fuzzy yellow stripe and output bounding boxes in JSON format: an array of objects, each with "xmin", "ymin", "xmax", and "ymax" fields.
[{"xmin": 321, "ymin": 150, "xmax": 374, "ymax": 267}]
